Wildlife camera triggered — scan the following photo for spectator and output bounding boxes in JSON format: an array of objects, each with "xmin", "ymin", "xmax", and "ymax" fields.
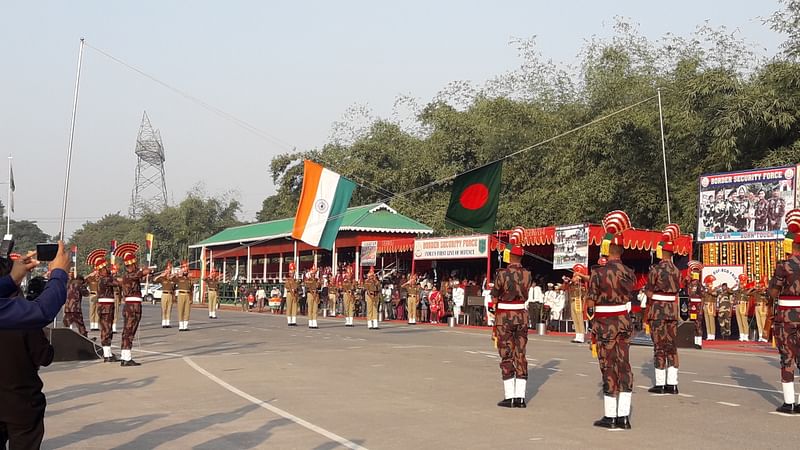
[
  {"xmin": 255, "ymin": 285, "xmax": 267, "ymax": 313},
  {"xmin": 527, "ymin": 279, "xmax": 544, "ymax": 328},
  {"xmin": 452, "ymin": 280, "xmax": 465, "ymax": 319},
  {"xmin": 429, "ymin": 284, "xmax": 444, "ymax": 324}
]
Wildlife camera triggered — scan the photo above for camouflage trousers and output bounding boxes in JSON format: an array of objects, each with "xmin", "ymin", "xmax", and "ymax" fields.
[
  {"xmin": 308, "ymin": 293, "xmax": 320, "ymax": 320},
  {"xmin": 121, "ymin": 302, "xmax": 142, "ymax": 351},
  {"xmin": 63, "ymin": 312, "xmax": 87, "ymax": 337},
  {"xmin": 651, "ymin": 319, "xmax": 679, "ymax": 369},
  {"xmin": 718, "ymin": 305, "xmax": 732, "ymax": 337},
  {"xmin": 344, "ymin": 293, "xmax": 355, "ymax": 317},
  {"xmin": 407, "ymin": 295, "xmax": 418, "ymax": 322},
  {"xmin": 495, "ymin": 309, "xmax": 529, "ymax": 380},
  {"xmin": 161, "ymin": 293, "xmax": 174, "ymax": 321},
  {"xmin": 774, "ymin": 315, "xmax": 800, "ymax": 383},
  {"xmin": 595, "ymin": 315, "xmax": 633, "ymax": 395},
  {"xmin": 114, "ymin": 296, "xmax": 122, "ymax": 327},
  {"xmin": 98, "ymin": 303, "xmax": 115, "ymax": 346}
]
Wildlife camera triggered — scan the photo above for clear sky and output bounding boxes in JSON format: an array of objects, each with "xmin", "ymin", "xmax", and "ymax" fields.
[{"xmin": 0, "ymin": 0, "xmax": 785, "ymax": 239}]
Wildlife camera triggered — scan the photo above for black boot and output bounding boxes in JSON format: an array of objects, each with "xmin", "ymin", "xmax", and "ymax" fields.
[
  {"xmin": 497, "ymin": 398, "xmax": 515, "ymax": 408},
  {"xmin": 121, "ymin": 359, "xmax": 141, "ymax": 367},
  {"xmin": 615, "ymin": 416, "xmax": 632, "ymax": 429},
  {"xmin": 664, "ymin": 385, "xmax": 679, "ymax": 395},
  {"xmin": 593, "ymin": 416, "xmax": 617, "ymax": 429},
  {"xmin": 648, "ymin": 385, "xmax": 666, "ymax": 394},
  {"xmin": 513, "ymin": 398, "xmax": 527, "ymax": 408},
  {"xmin": 776, "ymin": 403, "xmax": 796, "ymax": 414}
]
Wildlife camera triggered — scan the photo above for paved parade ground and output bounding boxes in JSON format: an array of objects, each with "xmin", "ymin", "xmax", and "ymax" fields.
[{"xmin": 41, "ymin": 305, "xmax": 796, "ymax": 449}]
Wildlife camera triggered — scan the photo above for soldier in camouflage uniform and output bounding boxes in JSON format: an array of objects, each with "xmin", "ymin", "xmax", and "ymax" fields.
[
  {"xmin": 402, "ymin": 274, "xmax": 420, "ymax": 325},
  {"xmin": 341, "ymin": 269, "xmax": 356, "ymax": 327},
  {"xmin": 686, "ymin": 261, "xmax": 705, "ymax": 349},
  {"xmin": 363, "ymin": 268, "xmax": 382, "ymax": 329},
  {"xmin": 644, "ymin": 224, "xmax": 682, "ymax": 395},
  {"xmin": 304, "ymin": 268, "xmax": 321, "ymax": 329},
  {"xmin": 86, "ymin": 275, "xmax": 100, "ymax": 330},
  {"xmin": 733, "ymin": 274, "xmax": 752, "ymax": 341},
  {"xmin": 63, "ymin": 274, "xmax": 89, "ymax": 337},
  {"xmin": 284, "ymin": 262, "xmax": 300, "ymax": 326},
  {"xmin": 717, "ymin": 283, "xmax": 733, "ymax": 339},
  {"xmin": 155, "ymin": 262, "xmax": 176, "ymax": 328},
  {"xmin": 491, "ymin": 243, "xmax": 531, "ymax": 408},
  {"xmin": 589, "ymin": 211, "xmax": 635, "ymax": 429},
  {"xmin": 117, "ymin": 246, "xmax": 151, "ymax": 366},
  {"xmin": 767, "ymin": 209, "xmax": 800, "ymax": 414},
  {"xmin": 85, "ymin": 250, "xmax": 119, "ymax": 362}
]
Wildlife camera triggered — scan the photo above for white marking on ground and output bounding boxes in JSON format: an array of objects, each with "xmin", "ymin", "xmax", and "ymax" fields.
[
  {"xmin": 576, "ymin": 373, "xmax": 588, "ymax": 377},
  {"xmin": 717, "ymin": 401, "xmax": 740, "ymax": 407},
  {"xmin": 636, "ymin": 385, "xmax": 651, "ymax": 390},
  {"xmin": 442, "ymin": 361, "xmax": 452, "ymax": 364},
  {"xmin": 134, "ymin": 348, "xmax": 183, "ymax": 358},
  {"xmin": 529, "ymin": 437, "xmax": 543, "ymax": 441},
  {"xmin": 693, "ymin": 380, "xmax": 782, "ymax": 394},
  {"xmin": 392, "ymin": 345, "xmax": 432, "ymax": 349},
  {"xmin": 224, "ymin": 352, "xmax": 240, "ymax": 356},
  {"xmin": 347, "ymin": 346, "xmax": 362, "ymax": 349},
  {"xmin": 552, "ymin": 358, "xmax": 567, "ymax": 361},
  {"xmin": 546, "ymin": 368, "xmax": 562, "ymax": 372},
  {"xmin": 464, "ymin": 351, "xmax": 478, "ymax": 354},
  {"xmin": 678, "ymin": 393, "xmax": 695, "ymax": 398},
  {"xmin": 768, "ymin": 411, "xmax": 799, "ymax": 417},
  {"xmin": 183, "ymin": 357, "xmax": 368, "ymax": 450}
]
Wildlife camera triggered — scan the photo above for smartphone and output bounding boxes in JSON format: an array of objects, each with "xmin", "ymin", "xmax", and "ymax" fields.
[
  {"xmin": 36, "ymin": 243, "xmax": 59, "ymax": 262},
  {"xmin": 0, "ymin": 236, "xmax": 13, "ymax": 259}
]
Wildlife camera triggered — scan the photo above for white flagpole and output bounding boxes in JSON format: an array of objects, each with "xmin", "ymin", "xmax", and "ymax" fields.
[
  {"xmin": 6, "ymin": 155, "xmax": 11, "ymax": 236},
  {"xmin": 657, "ymin": 88, "xmax": 672, "ymax": 224},
  {"xmin": 59, "ymin": 38, "xmax": 85, "ymax": 240}
]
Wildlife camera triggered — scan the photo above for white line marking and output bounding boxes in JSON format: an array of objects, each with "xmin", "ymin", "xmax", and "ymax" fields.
[
  {"xmin": 183, "ymin": 357, "xmax": 367, "ymax": 450},
  {"xmin": 678, "ymin": 393, "xmax": 695, "ymax": 398},
  {"xmin": 636, "ymin": 385, "xmax": 651, "ymax": 390},
  {"xmin": 552, "ymin": 358, "xmax": 567, "ymax": 361},
  {"xmin": 717, "ymin": 401, "xmax": 740, "ymax": 407},
  {"xmin": 135, "ymin": 348, "xmax": 183, "ymax": 358},
  {"xmin": 464, "ymin": 351, "xmax": 478, "ymax": 354},
  {"xmin": 576, "ymin": 373, "xmax": 588, "ymax": 377},
  {"xmin": 546, "ymin": 368, "xmax": 562, "ymax": 372},
  {"xmin": 693, "ymin": 380, "xmax": 782, "ymax": 394},
  {"xmin": 768, "ymin": 411, "xmax": 798, "ymax": 417},
  {"xmin": 392, "ymin": 345, "xmax": 432, "ymax": 349}
]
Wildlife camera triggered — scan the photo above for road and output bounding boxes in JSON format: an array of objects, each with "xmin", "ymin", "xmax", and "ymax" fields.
[{"xmin": 40, "ymin": 304, "xmax": 796, "ymax": 449}]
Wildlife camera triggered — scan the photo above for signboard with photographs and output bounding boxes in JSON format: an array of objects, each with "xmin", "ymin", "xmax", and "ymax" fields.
[
  {"xmin": 553, "ymin": 224, "xmax": 589, "ymax": 270},
  {"xmin": 697, "ymin": 166, "xmax": 796, "ymax": 242},
  {"xmin": 360, "ymin": 241, "xmax": 377, "ymax": 266}
]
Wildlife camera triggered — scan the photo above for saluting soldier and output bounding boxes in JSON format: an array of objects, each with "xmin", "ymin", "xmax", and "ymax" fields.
[
  {"xmin": 174, "ymin": 261, "xmax": 195, "ymax": 331},
  {"xmin": 491, "ymin": 239, "xmax": 532, "ymax": 408},
  {"xmin": 116, "ymin": 245, "xmax": 151, "ymax": 366},
  {"xmin": 363, "ymin": 267, "xmax": 382, "ymax": 329},
  {"xmin": 644, "ymin": 224, "xmax": 682, "ymax": 395},
  {"xmin": 733, "ymin": 274, "xmax": 752, "ymax": 341},
  {"xmin": 685, "ymin": 261, "xmax": 705, "ymax": 349},
  {"xmin": 86, "ymin": 274, "xmax": 100, "ymax": 331},
  {"xmin": 589, "ymin": 211, "xmax": 636, "ymax": 429},
  {"xmin": 86, "ymin": 250, "xmax": 119, "ymax": 362},
  {"xmin": 566, "ymin": 264, "xmax": 589, "ymax": 343},
  {"xmin": 205, "ymin": 270, "xmax": 220, "ymax": 319},
  {"xmin": 703, "ymin": 275, "xmax": 718, "ymax": 340},
  {"xmin": 284, "ymin": 262, "xmax": 300, "ymax": 326},
  {"xmin": 155, "ymin": 262, "xmax": 176, "ymax": 328},
  {"xmin": 402, "ymin": 274, "xmax": 420, "ymax": 325},
  {"xmin": 63, "ymin": 273, "xmax": 89, "ymax": 337},
  {"xmin": 304, "ymin": 267, "xmax": 321, "ymax": 329},
  {"xmin": 753, "ymin": 277, "xmax": 770, "ymax": 342},
  {"xmin": 767, "ymin": 208, "xmax": 800, "ymax": 414},
  {"xmin": 341, "ymin": 268, "xmax": 356, "ymax": 327}
]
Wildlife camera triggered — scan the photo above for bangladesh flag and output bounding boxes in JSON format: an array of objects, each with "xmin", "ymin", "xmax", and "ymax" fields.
[{"xmin": 445, "ymin": 161, "xmax": 503, "ymax": 233}]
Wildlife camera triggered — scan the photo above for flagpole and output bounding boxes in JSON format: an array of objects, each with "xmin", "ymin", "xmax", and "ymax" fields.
[
  {"xmin": 6, "ymin": 155, "xmax": 11, "ymax": 236},
  {"xmin": 657, "ymin": 88, "xmax": 672, "ymax": 224},
  {"xmin": 59, "ymin": 38, "xmax": 85, "ymax": 240}
]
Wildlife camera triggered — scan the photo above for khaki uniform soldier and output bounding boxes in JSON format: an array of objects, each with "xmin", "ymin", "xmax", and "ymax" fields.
[
  {"xmin": 326, "ymin": 274, "xmax": 338, "ymax": 317},
  {"xmin": 363, "ymin": 268, "xmax": 382, "ymax": 329},
  {"xmin": 686, "ymin": 261, "xmax": 705, "ymax": 349},
  {"xmin": 285, "ymin": 262, "xmax": 300, "ymax": 326},
  {"xmin": 566, "ymin": 264, "xmax": 589, "ymax": 343},
  {"xmin": 590, "ymin": 210, "xmax": 635, "ymax": 430},
  {"xmin": 644, "ymin": 223, "xmax": 683, "ymax": 395},
  {"xmin": 116, "ymin": 246, "xmax": 151, "ymax": 367},
  {"xmin": 87, "ymin": 277, "xmax": 100, "ymax": 330},
  {"xmin": 754, "ymin": 279, "xmax": 770, "ymax": 342},
  {"xmin": 341, "ymin": 272, "xmax": 356, "ymax": 327},
  {"xmin": 768, "ymin": 208, "xmax": 800, "ymax": 414},
  {"xmin": 86, "ymin": 249, "xmax": 119, "ymax": 362},
  {"xmin": 733, "ymin": 275, "xmax": 752, "ymax": 341},
  {"xmin": 491, "ymin": 242, "xmax": 531, "ymax": 409},
  {"xmin": 63, "ymin": 274, "xmax": 89, "ymax": 337},
  {"xmin": 402, "ymin": 274, "xmax": 420, "ymax": 325},
  {"xmin": 717, "ymin": 285, "xmax": 733, "ymax": 339},
  {"xmin": 304, "ymin": 268, "xmax": 321, "ymax": 329},
  {"xmin": 175, "ymin": 263, "xmax": 195, "ymax": 331},
  {"xmin": 703, "ymin": 275, "xmax": 718, "ymax": 340},
  {"xmin": 205, "ymin": 273, "xmax": 220, "ymax": 319},
  {"xmin": 155, "ymin": 263, "xmax": 175, "ymax": 328}
]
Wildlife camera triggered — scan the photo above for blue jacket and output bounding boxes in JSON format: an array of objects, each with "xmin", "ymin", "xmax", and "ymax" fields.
[{"xmin": 0, "ymin": 269, "xmax": 68, "ymax": 329}]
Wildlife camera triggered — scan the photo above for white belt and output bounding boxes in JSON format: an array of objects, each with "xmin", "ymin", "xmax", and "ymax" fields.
[
  {"xmin": 124, "ymin": 296, "xmax": 143, "ymax": 303},
  {"xmin": 595, "ymin": 304, "xmax": 628, "ymax": 313},
  {"xmin": 778, "ymin": 299, "xmax": 800, "ymax": 307},
  {"xmin": 497, "ymin": 302, "xmax": 526, "ymax": 310},
  {"xmin": 652, "ymin": 293, "xmax": 677, "ymax": 302},
  {"xmin": 98, "ymin": 297, "xmax": 115, "ymax": 303},
  {"xmin": 689, "ymin": 297, "xmax": 702, "ymax": 303}
]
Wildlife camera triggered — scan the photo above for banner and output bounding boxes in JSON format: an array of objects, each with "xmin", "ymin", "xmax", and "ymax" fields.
[
  {"xmin": 697, "ymin": 166, "xmax": 796, "ymax": 242},
  {"xmin": 553, "ymin": 224, "xmax": 589, "ymax": 270},
  {"xmin": 701, "ymin": 265, "xmax": 745, "ymax": 290},
  {"xmin": 360, "ymin": 240, "xmax": 377, "ymax": 266},
  {"xmin": 414, "ymin": 235, "xmax": 489, "ymax": 260}
]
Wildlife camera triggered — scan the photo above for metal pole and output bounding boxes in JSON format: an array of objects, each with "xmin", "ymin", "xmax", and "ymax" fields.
[
  {"xmin": 6, "ymin": 156, "xmax": 11, "ymax": 236},
  {"xmin": 657, "ymin": 88, "xmax": 671, "ymax": 224},
  {"xmin": 59, "ymin": 38, "xmax": 85, "ymax": 240},
  {"xmin": 293, "ymin": 240, "xmax": 298, "ymax": 277}
]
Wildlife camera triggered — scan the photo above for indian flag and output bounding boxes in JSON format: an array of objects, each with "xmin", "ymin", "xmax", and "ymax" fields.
[{"xmin": 292, "ymin": 160, "xmax": 356, "ymax": 250}]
